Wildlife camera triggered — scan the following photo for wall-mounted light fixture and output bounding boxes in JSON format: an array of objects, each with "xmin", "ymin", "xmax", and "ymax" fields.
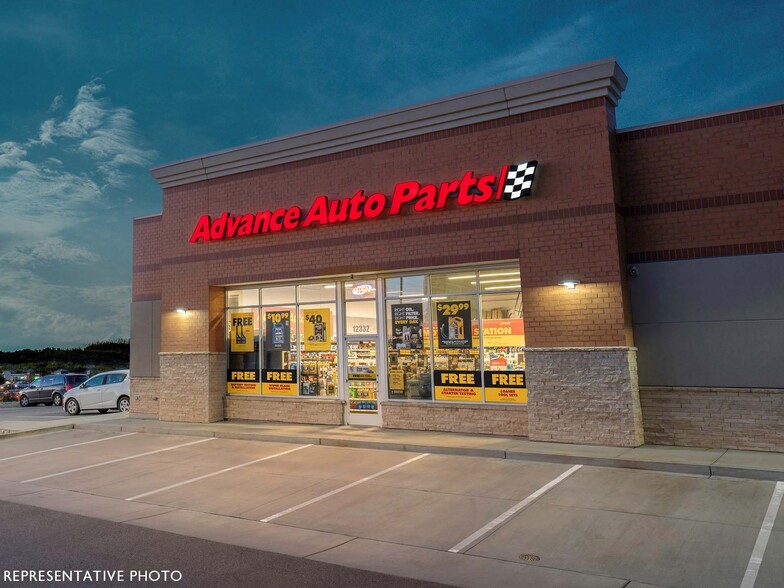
[
  {"xmin": 175, "ymin": 307, "xmax": 188, "ymax": 315},
  {"xmin": 558, "ymin": 279, "xmax": 580, "ymax": 290}
]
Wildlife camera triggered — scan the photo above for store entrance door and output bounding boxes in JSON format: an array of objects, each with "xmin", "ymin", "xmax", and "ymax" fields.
[{"xmin": 345, "ymin": 337, "xmax": 381, "ymax": 426}]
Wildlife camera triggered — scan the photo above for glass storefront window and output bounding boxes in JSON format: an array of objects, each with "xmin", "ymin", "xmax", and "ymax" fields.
[
  {"xmin": 225, "ymin": 266, "xmax": 525, "ymax": 404},
  {"xmin": 430, "ymin": 271, "xmax": 477, "ymax": 295},
  {"xmin": 261, "ymin": 285, "xmax": 296, "ymax": 305},
  {"xmin": 261, "ymin": 306, "xmax": 297, "ymax": 370},
  {"xmin": 431, "ymin": 296, "xmax": 481, "ymax": 401},
  {"xmin": 299, "ymin": 303, "xmax": 337, "ymax": 397},
  {"xmin": 386, "ymin": 298, "xmax": 432, "ymax": 400},
  {"xmin": 344, "ymin": 281, "xmax": 377, "ymax": 301},
  {"xmin": 260, "ymin": 305, "xmax": 298, "ymax": 396},
  {"xmin": 345, "ymin": 299, "xmax": 377, "ymax": 335},
  {"xmin": 385, "ymin": 266, "xmax": 525, "ymax": 405},
  {"xmin": 481, "ymin": 289, "xmax": 526, "ymax": 403},
  {"xmin": 298, "ymin": 282, "xmax": 337, "ymax": 303},
  {"xmin": 481, "ymin": 292, "xmax": 525, "ymax": 371},
  {"xmin": 226, "ymin": 307, "xmax": 260, "ymax": 395},
  {"xmin": 478, "ymin": 268, "xmax": 521, "ymax": 291},
  {"xmin": 227, "ymin": 288, "xmax": 259, "ymax": 307},
  {"xmin": 385, "ymin": 275, "xmax": 427, "ymax": 298}
]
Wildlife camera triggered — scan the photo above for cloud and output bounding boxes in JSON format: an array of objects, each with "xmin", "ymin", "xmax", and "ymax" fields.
[
  {"xmin": 1, "ymin": 80, "xmax": 155, "ymax": 235},
  {"xmin": 0, "ymin": 142, "xmax": 27, "ymax": 168},
  {"xmin": 50, "ymin": 95, "xmax": 63, "ymax": 112},
  {"xmin": 0, "ymin": 237, "xmax": 99, "ymax": 267},
  {"xmin": 0, "ymin": 80, "xmax": 153, "ymax": 350},
  {"xmin": 45, "ymin": 79, "xmax": 107, "ymax": 140},
  {"xmin": 0, "ymin": 159, "xmax": 101, "ymax": 238},
  {"xmin": 31, "ymin": 79, "xmax": 156, "ymax": 187},
  {"xmin": 80, "ymin": 107, "xmax": 158, "ymax": 188},
  {"xmin": 0, "ymin": 279, "xmax": 130, "ymax": 349}
]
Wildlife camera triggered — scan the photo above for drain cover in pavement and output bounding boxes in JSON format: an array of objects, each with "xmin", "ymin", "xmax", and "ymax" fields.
[{"xmin": 518, "ymin": 554, "xmax": 541, "ymax": 562}]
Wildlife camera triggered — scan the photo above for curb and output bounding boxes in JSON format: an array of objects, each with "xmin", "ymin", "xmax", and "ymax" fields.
[
  {"xmin": 68, "ymin": 421, "xmax": 784, "ymax": 482},
  {"xmin": 0, "ymin": 424, "xmax": 75, "ymax": 440}
]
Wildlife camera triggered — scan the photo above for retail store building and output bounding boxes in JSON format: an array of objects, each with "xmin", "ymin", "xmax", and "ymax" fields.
[{"xmin": 131, "ymin": 58, "xmax": 784, "ymax": 450}]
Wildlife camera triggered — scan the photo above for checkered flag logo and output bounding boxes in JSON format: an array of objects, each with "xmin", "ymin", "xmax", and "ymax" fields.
[{"xmin": 502, "ymin": 160, "xmax": 538, "ymax": 200}]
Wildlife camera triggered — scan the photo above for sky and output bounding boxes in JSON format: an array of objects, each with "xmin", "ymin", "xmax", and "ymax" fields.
[{"xmin": 0, "ymin": 0, "xmax": 782, "ymax": 351}]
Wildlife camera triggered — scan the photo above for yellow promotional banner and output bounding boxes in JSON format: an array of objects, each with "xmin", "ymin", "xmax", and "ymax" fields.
[
  {"xmin": 226, "ymin": 370, "xmax": 260, "ymax": 395},
  {"xmin": 230, "ymin": 312, "xmax": 255, "ymax": 352},
  {"xmin": 484, "ymin": 371, "xmax": 527, "ymax": 403},
  {"xmin": 303, "ymin": 308, "xmax": 331, "ymax": 351},
  {"xmin": 389, "ymin": 370, "xmax": 405, "ymax": 391},
  {"xmin": 433, "ymin": 370, "xmax": 482, "ymax": 402},
  {"xmin": 261, "ymin": 369, "xmax": 298, "ymax": 396}
]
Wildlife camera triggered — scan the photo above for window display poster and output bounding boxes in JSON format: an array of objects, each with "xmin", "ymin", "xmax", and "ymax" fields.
[
  {"xmin": 433, "ymin": 370, "xmax": 482, "ymax": 402},
  {"xmin": 261, "ymin": 369, "xmax": 298, "ymax": 396},
  {"xmin": 391, "ymin": 303, "xmax": 424, "ymax": 350},
  {"xmin": 484, "ymin": 371, "xmax": 527, "ymax": 403},
  {"xmin": 230, "ymin": 312, "xmax": 255, "ymax": 353},
  {"xmin": 265, "ymin": 310, "xmax": 291, "ymax": 351},
  {"xmin": 389, "ymin": 369, "xmax": 405, "ymax": 391},
  {"xmin": 226, "ymin": 370, "xmax": 260, "ymax": 394},
  {"xmin": 436, "ymin": 301, "xmax": 473, "ymax": 349},
  {"xmin": 473, "ymin": 318, "xmax": 525, "ymax": 347},
  {"xmin": 303, "ymin": 307, "xmax": 331, "ymax": 351}
]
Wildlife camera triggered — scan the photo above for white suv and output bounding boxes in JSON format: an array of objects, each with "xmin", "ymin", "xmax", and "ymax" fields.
[{"xmin": 63, "ymin": 369, "xmax": 130, "ymax": 415}]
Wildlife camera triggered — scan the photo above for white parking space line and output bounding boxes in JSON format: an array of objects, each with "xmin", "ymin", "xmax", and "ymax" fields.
[
  {"xmin": 261, "ymin": 453, "xmax": 430, "ymax": 523},
  {"xmin": 21, "ymin": 437, "xmax": 216, "ymax": 484},
  {"xmin": 0, "ymin": 433, "xmax": 137, "ymax": 462},
  {"xmin": 740, "ymin": 481, "xmax": 784, "ymax": 588},
  {"xmin": 126, "ymin": 444, "xmax": 313, "ymax": 501},
  {"xmin": 449, "ymin": 464, "xmax": 583, "ymax": 554}
]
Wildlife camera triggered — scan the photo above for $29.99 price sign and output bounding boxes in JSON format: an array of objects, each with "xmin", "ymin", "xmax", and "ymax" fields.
[{"xmin": 436, "ymin": 301, "xmax": 473, "ymax": 349}]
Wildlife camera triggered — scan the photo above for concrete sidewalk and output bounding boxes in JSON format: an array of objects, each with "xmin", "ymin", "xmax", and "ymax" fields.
[
  {"xmin": 0, "ymin": 406, "xmax": 127, "ymax": 437},
  {"xmin": 52, "ymin": 414, "xmax": 784, "ymax": 482}
]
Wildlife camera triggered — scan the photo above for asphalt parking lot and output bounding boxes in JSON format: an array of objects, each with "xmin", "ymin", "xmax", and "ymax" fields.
[
  {"xmin": 0, "ymin": 402, "xmax": 126, "ymax": 434},
  {"xmin": 1, "ymin": 429, "xmax": 782, "ymax": 588}
]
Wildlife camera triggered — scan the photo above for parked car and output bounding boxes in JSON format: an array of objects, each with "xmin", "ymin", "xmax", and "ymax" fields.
[
  {"xmin": 14, "ymin": 380, "xmax": 30, "ymax": 390},
  {"xmin": 19, "ymin": 373, "xmax": 89, "ymax": 407},
  {"xmin": 1, "ymin": 384, "xmax": 18, "ymax": 402},
  {"xmin": 63, "ymin": 370, "xmax": 130, "ymax": 415}
]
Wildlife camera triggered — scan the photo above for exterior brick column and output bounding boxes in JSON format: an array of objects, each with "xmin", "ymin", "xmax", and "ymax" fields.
[
  {"xmin": 159, "ymin": 352, "xmax": 225, "ymax": 423},
  {"xmin": 525, "ymin": 347, "xmax": 643, "ymax": 447}
]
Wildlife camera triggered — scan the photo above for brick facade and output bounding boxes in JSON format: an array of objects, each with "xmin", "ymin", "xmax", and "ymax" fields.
[
  {"xmin": 131, "ymin": 60, "xmax": 783, "ymax": 450},
  {"xmin": 224, "ymin": 396, "xmax": 344, "ymax": 426},
  {"xmin": 640, "ymin": 387, "xmax": 784, "ymax": 452},
  {"xmin": 148, "ymin": 98, "xmax": 629, "ymax": 353},
  {"xmin": 132, "ymin": 215, "xmax": 163, "ymax": 301},
  {"xmin": 159, "ymin": 353, "xmax": 224, "ymax": 423},
  {"xmin": 381, "ymin": 401, "xmax": 528, "ymax": 436},
  {"xmin": 130, "ymin": 377, "xmax": 160, "ymax": 416},
  {"xmin": 617, "ymin": 104, "xmax": 784, "ymax": 263},
  {"xmin": 526, "ymin": 348, "xmax": 643, "ymax": 447}
]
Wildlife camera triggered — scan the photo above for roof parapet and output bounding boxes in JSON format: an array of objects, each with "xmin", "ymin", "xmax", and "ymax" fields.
[{"xmin": 151, "ymin": 58, "xmax": 627, "ymax": 189}]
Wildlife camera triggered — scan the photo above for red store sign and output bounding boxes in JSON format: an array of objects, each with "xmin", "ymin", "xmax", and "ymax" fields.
[{"xmin": 189, "ymin": 161, "xmax": 537, "ymax": 243}]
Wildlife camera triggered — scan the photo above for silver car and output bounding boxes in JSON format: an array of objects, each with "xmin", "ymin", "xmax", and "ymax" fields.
[{"xmin": 63, "ymin": 370, "xmax": 130, "ymax": 415}]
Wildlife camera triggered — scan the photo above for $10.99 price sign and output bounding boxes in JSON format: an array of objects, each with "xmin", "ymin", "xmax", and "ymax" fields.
[{"xmin": 265, "ymin": 310, "xmax": 291, "ymax": 351}]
